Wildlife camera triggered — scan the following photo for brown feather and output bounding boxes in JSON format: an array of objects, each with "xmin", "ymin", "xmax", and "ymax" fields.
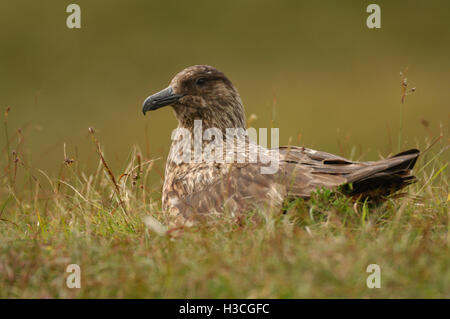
[{"xmin": 142, "ymin": 65, "xmax": 420, "ymax": 224}]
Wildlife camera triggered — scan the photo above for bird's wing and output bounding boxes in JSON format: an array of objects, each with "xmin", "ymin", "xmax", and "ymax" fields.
[{"xmin": 279, "ymin": 146, "xmax": 420, "ymax": 199}]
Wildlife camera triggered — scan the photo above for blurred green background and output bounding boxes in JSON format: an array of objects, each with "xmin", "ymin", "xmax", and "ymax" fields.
[{"xmin": 1, "ymin": 0, "xmax": 449, "ymax": 181}]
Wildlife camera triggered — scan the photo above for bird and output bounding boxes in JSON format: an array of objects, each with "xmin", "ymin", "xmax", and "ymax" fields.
[{"xmin": 142, "ymin": 65, "xmax": 419, "ymax": 225}]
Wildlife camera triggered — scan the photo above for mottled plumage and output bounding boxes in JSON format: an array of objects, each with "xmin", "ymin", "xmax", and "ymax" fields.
[{"xmin": 142, "ymin": 65, "xmax": 419, "ymax": 225}]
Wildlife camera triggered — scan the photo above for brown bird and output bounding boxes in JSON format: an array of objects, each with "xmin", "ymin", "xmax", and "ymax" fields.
[{"xmin": 142, "ymin": 65, "xmax": 419, "ymax": 225}]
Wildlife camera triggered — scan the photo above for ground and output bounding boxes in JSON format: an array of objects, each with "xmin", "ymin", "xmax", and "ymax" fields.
[{"xmin": 0, "ymin": 122, "xmax": 448, "ymax": 298}]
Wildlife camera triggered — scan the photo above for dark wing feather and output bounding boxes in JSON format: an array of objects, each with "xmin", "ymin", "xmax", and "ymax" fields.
[{"xmin": 279, "ymin": 146, "xmax": 420, "ymax": 199}]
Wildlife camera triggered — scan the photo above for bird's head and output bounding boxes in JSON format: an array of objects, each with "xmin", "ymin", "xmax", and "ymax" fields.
[{"xmin": 142, "ymin": 65, "xmax": 246, "ymax": 130}]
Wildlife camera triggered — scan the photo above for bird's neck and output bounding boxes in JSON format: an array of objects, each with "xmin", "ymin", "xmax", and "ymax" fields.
[
  {"xmin": 167, "ymin": 102, "xmax": 253, "ymax": 166},
  {"xmin": 174, "ymin": 95, "xmax": 246, "ymax": 133}
]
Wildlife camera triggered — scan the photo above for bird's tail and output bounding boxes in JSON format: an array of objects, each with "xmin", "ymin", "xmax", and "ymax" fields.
[{"xmin": 341, "ymin": 149, "xmax": 420, "ymax": 200}]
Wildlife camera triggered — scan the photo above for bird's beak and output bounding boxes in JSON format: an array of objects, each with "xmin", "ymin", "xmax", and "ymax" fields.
[{"xmin": 142, "ymin": 86, "xmax": 184, "ymax": 115}]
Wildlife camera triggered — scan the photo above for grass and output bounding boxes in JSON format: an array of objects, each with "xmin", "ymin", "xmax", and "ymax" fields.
[{"xmin": 0, "ymin": 107, "xmax": 449, "ymax": 298}]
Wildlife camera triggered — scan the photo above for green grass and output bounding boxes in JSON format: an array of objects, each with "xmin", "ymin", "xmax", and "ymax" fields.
[{"xmin": 0, "ymin": 112, "xmax": 449, "ymax": 298}]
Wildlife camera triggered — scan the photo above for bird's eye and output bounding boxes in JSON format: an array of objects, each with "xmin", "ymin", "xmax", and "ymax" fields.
[{"xmin": 195, "ymin": 77, "xmax": 207, "ymax": 86}]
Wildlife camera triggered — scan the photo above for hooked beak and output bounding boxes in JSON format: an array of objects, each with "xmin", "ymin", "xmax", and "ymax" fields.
[{"xmin": 142, "ymin": 86, "xmax": 184, "ymax": 115}]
